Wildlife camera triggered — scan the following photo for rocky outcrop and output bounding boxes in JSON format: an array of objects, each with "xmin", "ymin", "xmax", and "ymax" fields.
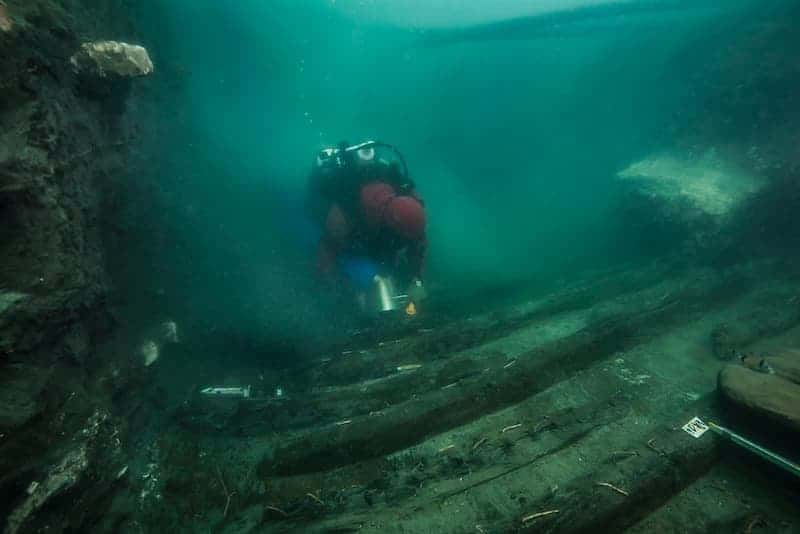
[
  {"xmin": 619, "ymin": 4, "xmax": 800, "ymax": 263},
  {"xmin": 0, "ymin": 1, "xmax": 144, "ymax": 531},
  {"xmin": 70, "ymin": 40, "xmax": 153, "ymax": 101},
  {"xmin": 71, "ymin": 41, "xmax": 154, "ymax": 79},
  {"xmin": 617, "ymin": 148, "xmax": 764, "ymax": 254},
  {"xmin": 674, "ymin": 5, "xmax": 800, "ymax": 169}
]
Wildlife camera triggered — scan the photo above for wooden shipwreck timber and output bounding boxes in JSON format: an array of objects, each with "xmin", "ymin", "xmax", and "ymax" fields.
[{"xmin": 159, "ymin": 261, "xmax": 800, "ymax": 533}]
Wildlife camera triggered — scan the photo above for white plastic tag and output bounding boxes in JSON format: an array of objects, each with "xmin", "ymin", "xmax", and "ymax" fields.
[{"xmin": 682, "ymin": 416, "xmax": 709, "ymax": 438}]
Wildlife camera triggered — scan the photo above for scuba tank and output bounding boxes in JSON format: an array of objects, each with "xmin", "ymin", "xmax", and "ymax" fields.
[{"xmin": 314, "ymin": 140, "xmax": 414, "ymax": 194}]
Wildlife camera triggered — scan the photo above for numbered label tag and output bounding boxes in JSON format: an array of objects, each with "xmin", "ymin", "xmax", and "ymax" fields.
[{"xmin": 682, "ymin": 416, "xmax": 709, "ymax": 438}]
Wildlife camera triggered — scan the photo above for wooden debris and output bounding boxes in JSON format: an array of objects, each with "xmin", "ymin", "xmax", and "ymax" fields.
[
  {"xmin": 397, "ymin": 364, "xmax": 423, "ymax": 372},
  {"xmin": 216, "ymin": 466, "xmax": 236, "ymax": 518},
  {"xmin": 306, "ymin": 492, "xmax": 325, "ymax": 505},
  {"xmin": 335, "ymin": 419, "xmax": 352, "ymax": 426},
  {"xmin": 265, "ymin": 505, "xmax": 288, "ymax": 517},
  {"xmin": 610, "ymin": 450, "xmax": 639, "ymax": 460},
  {"xmin": 501, "ymin": 423, "xmax": 523, "ymax": 433},
  {"xmin": 264, "ymin": 277, "xmax": 739, "ymax": 476},
  {"xmin": 522, "ymin": 509, "xmax": 559, "ymax": 523},
  {"xmin": 596, "ymin": 481, "xmax": 629, "ymax": 496},
  {"xmin": 438, "ymin": 444, "xmax": 456, "ymax": 453},
  {"xmin": 647, "ymin": 438, "xmax": 667, "ymax": 457},
  {"xmin": 472, "ymin": 437, "xmax": 488, "ymax": 451},
  {"xmin": 533, "ymin": 417, "xmax": 555, "ymax": 433},
  {"xmin": 744, "ymin": 515, "xmax": 766, "ymax": 534},
  {"xmin": 503, "ymin": 359, "xmax": 517, "ymax": 369},
  {"xmin": 442, "ymin": 382, "xmax": 459, "ymax": 390}
]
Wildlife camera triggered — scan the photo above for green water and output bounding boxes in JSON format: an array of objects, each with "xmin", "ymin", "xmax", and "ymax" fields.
[{"xmin": 115, "ymin": 0, "xmax": 790, "ymax": 354}]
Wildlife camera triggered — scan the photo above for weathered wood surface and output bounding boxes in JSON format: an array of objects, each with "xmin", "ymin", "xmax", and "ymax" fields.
[
  {"xmin": 719, "ymin": 364, "xmax": 800, "ymax": 433},
  {"xmin": 260, "ymin": 268, "xmax": 748, "ymax": 476},
  {"xmin": 159, "ymin": 263, "xmax": 800, "ymax": 533}
]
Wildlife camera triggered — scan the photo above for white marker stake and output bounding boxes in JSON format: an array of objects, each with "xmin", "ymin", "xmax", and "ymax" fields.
[{"xmin": 682, "ymin": 416, "xmax": 710, "ymax": 438}]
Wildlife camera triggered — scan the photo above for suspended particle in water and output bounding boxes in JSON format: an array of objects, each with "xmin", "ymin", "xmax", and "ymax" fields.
[
  {"xmin": 141, "ymin": 340, "xmax": 159, "ymax": 367},
  {"xmin": 161, "ymin": 320, "xmax": 179, "ymax": 343}
]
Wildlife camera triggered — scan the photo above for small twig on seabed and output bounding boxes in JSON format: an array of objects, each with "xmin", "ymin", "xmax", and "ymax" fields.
[
  {"xmin": 472, "ymin": 437, "xmax": 488, "ymax": 451},
  {"xmin": 596, "ymin": 481, "xmax": 629, "ymax": 497},
  {"xmin": 306, "ymin": 492, "xmax": 325, "ymax": 505},
  {"xmin": 265, "ymin": 505, "xmax": 289, "ymax": 517},
  {"xmin": 610, "ymin": 450, "xmax": 640, "ymax": 460},
  {"xmin": 744, "ymin": 515, "xmax": 766, "ymax": 534},
  {"xmin": 521, "ymin": 509, "xmax": 559, "ymax": 523},
  {"xmin": 216, "ymin": 466, "xmax": 236, "ymax": 518},
  {"xmin": 501, "ymin": 423, "xmax": 523, "ymax": 433},
  {"xmin": 647, "ymin": 438, "xmax": 667, "ymax": 457}
]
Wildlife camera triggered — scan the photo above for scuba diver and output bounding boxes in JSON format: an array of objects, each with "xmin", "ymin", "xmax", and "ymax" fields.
[{"xmin": 307, "ymin": 140, "xmax": 428, "ymax": 316}]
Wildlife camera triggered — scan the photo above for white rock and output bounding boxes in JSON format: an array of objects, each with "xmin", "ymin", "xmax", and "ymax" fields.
[
  {"xmin": 70, "ymin": 41, "xmax": 154, "ymax": 79},
  {"xmin": 0, "ymin": 3, "xmax": 12, "ymax": 33},
  {"xmin": 618, "ymin": 149, "xmax": 763, "ymax": 219}
]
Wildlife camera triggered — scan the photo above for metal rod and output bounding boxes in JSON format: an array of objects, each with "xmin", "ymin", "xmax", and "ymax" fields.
[{"xmin": 708, "ymin": 421, "xmax": 800, "ymax": 478}]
